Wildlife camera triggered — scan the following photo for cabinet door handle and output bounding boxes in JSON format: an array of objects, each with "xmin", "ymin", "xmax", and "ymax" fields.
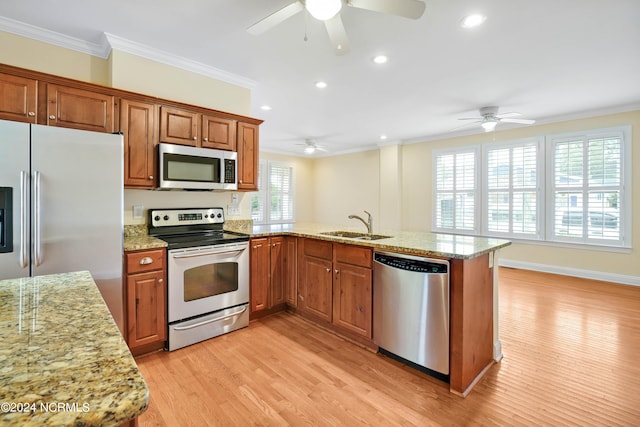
[
  {"xmin": 192, "ymin": 136, "xmax": 197, "ymax": 140},
  {"xmin": 148, "ymin": 175, "xmax": 154, "ymax": 180},
  {"xmin": 158, "ymin": 279, "xmax": 163, "ymax": 283},
  {"xmin": 49, "ymin": 115, "xmax": 56, "ymax": 120},
  {"xmin": 203, "ymin": 137, "xmax": 208, "ymax": 142},
  {"xmin": 28, "ymin": 112, "xmax": 35, "ymax": 117},
  {"xmin": 326, "ymin": 267, "xmax": 331, "ymax": 273},
  {"xmin": 139, "ymin": 257, "xmax": 153, "ymax": 265},
  {"xmin": 335, "ymin": 269, "xmax": 339, "ymax": 274}
]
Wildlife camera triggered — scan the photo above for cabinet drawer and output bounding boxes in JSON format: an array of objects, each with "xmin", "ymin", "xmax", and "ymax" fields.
[
  {"xmin": 126, "ymin": 249, "xmax": 166, "ymax": 274},
  {"xmin": 303, "ymin": 238, "xmax": 332, "ymax": 260},
  {"xmin": 333, "ymin": 244, "xmax": 372, "ymax": 268}
]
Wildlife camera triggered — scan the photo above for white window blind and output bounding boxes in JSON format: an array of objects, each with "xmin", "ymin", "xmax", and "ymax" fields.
[
  {"xmin": 548, "ymin": 129, "xmax": 626, "ymax": 246},
  {"xmin": 485, "ymin": 140, "xmax": 540, "ymax": 238},
  {"xmin": 251, "ymin": 160, "xmax": 295, "ymax": 225},
  {"xmin": 433, "ymin": 148, "xmax": 478, "ymax": 232}
]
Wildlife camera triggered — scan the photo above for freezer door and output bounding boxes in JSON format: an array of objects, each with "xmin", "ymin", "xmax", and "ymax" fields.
[
  {"xmin": 30, "ymin": 125, "xmax": 124, "ymax": 332},
  {"xmin": 0, "ymin": 120, "xmax": 30, "ymax": 280}
]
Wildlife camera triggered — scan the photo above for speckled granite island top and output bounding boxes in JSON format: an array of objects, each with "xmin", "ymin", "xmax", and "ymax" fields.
[
  {"xmin": 0, "ymin": 271, "xmax": 149, "ymax": 426},
  {"xmin": 246, "ymin": 222, "xmax": 511, "ymax": 259}
]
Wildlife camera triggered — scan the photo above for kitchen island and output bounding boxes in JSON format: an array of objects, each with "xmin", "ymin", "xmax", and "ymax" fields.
[
  {"xmin": 237, "ymin": 222, "xmax": 511, "ymax": 397},
  {"xmin": 0, "ymin": 271, "xmax": 149, "ymax": 426}
]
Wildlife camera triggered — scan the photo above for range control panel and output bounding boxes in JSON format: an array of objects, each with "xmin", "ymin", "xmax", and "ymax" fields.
[{"xmin": 150, "ymin": 208, "xmax": 224, "ymax": 227}]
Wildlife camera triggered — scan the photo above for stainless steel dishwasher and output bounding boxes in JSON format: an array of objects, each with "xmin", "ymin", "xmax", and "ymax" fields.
[{"xmin": 373, "ymin": 251, "xmax": 450, "ymax": 378}]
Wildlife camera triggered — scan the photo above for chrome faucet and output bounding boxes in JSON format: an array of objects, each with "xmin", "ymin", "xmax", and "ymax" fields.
[{"xmin": 348, "ymin": 210, "xmax": 372, "ymax": 235}]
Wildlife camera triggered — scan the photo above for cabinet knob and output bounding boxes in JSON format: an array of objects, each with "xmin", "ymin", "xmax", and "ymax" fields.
[
  {"xmin": 49, "ymin": 115, "xmax": 56, "ymax": 120},
  {"xmin": 335, "ymin": 269, "xmax": 339, "ymax": 274},
  {"xmin": 192, "ymin": 136, "xmax": 197, "ymax": 140},
  {"xmin": 139, "ymin": 257, "xmax": 153, "ymax": 265},
  {"xmin": 158, "ymin": 279, "xmax": 163, "ymax": 283},
  {"xmin": 326, "ymin": 267, "xmax": 331, "ymax": 273},
  {"xmin": 203, "ymin": 137, "xmax": 208, "ymax": 142},
  {"xmin": 28, "ymin": 112, "xmax": 35, "ymax": 117},
  {"xmin": 148, "ymin": 175, "xmax": 154, "ymax": 180}
]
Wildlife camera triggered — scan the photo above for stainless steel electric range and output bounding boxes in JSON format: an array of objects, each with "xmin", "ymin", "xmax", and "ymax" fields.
[{"xmin": 148, "ymin": 207, "xmax": 250, "ymax": 351}]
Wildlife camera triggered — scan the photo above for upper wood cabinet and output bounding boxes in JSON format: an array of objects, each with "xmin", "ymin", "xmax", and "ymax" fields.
[
  {"xmin": 121, "ymin": 99, "xmax": 158, "ymax": 189},
  {"xmin": 46, "ymin": 84, "xmax": 115, "ymax": 133},
  {"xmin": 159, "ymin": 106, "xmax": 199, "ymax": 146},
  {"xmin": 0, "ymin": 72, "xmax": 37, "ymax": 123},
  {"xmin": 237, "ymin": 122, "xmax": 259, "ymax": 191},
  {"xmin": 202, "ymin": 114, "xmax": 236, "ymax": 150}
]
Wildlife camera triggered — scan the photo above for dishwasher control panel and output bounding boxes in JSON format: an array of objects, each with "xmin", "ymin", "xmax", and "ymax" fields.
[{"xmin": 374, "ymin": 253, "xmax": 448, "ymax": 274}]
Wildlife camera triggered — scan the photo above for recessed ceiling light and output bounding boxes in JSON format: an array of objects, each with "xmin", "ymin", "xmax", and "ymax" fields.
[
  {"xmin": 315, "ymin": 81, "xmax": 328, "ymax": 89},
  {"xmin": 373, "ymin": 55, "xmax": 388, "ymax": 64},
  {"xmin": 460, "ymin": 14, "xmax": 486, "ymax": 29},
  {"xmin": 380, "ymin": 134, "xmax": 388, "ymax": 140},
  {"xmin": 260, "ymin": 105, "xmax": 272, "ymax": 111}
]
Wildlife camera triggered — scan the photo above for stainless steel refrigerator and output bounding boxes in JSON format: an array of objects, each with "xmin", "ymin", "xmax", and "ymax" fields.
[{"xmin": 0, "ymin": 119, "xmax": 124, "ymax": 334}]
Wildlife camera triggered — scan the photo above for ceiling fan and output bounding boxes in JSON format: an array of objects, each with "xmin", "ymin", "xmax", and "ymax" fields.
[
  {"xmin": 247, "ymin": 0, "xmax": 426, "ymax": 55},
  {"xmin": 457, "ymin": 106, "xmax": 536, "ymax": 132},
  {"xmin": 296, "ymin": 139, "xmax": 328, "ymax": 154}
]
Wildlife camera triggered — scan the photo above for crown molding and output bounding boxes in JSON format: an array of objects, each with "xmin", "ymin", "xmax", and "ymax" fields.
[
  {"xmin": 0, "ymin": 16, "xmax": 110, "ymax": 58},
  {"xmin": 103, "ymin": 33, "xmax": 257, "ymax": 89},
  {"xmin": 0, "ymin": 17, "xmax": 257, "ymax": 89}
]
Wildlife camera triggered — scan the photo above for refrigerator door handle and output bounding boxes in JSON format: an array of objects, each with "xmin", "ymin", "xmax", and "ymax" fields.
[
  {"xmin": 33, "ymin": 170, "xmax": 43, "ymax": 266},
  {"xmin": 20, "ymin": 171, "xmax": 29, "ymax": 268}
]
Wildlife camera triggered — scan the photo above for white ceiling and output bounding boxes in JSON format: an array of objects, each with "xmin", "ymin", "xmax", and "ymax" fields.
[{"xmin": 1, "ymin": 0, "xmax": 639, "ymax": 156}]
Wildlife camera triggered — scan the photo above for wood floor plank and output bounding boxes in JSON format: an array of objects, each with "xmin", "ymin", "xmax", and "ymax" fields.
[{"xmin": 135, "ymin": 268, "xmax": 640, "ymax": 426}]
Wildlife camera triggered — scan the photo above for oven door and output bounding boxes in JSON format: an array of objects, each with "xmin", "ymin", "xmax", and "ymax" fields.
[{"xmin": 168, "ymin": 241, "xmax": 249, "ymax": 323}]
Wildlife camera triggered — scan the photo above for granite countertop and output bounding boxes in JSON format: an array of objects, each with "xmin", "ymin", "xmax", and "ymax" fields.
[
  {"xmin": 123, "ymin": 224, "xmax": 167, "ymax": 252},
  {"xmin": 0, "ymin": 271, "xmax": 149, "ymax": 426},
  {"xmin": 240, "ymin": 222, "xmax": 511, "ymax": 259}
]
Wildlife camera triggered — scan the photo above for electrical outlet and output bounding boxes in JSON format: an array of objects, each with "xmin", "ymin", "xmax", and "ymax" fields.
[{"xmin": 133, "ymin": 204, "xmax": 144, "ymax": 220}]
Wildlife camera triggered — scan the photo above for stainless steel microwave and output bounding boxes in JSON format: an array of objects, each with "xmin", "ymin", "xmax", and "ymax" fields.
[{"xmin": 159, "ymin": 143, "xmax": 237, "ymax": 190}]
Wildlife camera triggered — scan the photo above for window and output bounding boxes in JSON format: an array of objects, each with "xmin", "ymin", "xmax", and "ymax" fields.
[
  {"xmin": 484, "ymin": 139, "xmax": 542, "ymax": 239},
  {"xmin": 431, "ymin": 126, "xmax": 631, "ymax": 249},
  {"xmin": 433, "ymin": 148, "xmax": 479, "ymax": 233},
  {"xmin": 547, "ymin": 128, "xmax": 629, "ymax": 246},
  {"xmin": 251, "ymin": 160, "xmax": 295, "ymax": 225}
]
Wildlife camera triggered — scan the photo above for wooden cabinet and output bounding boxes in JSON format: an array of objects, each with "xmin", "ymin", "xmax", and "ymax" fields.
[
  {"xmin": 46, "ymin": 84, "xmax": 114, "ymax": 132},
  {"xmin": 284, "ymin": 236, "xmax": 298, "ymax": 307},
  {"xmin": 250, "ymin": 236, "xmax": 287, "ymax": 316},
  {"xmin": 121, "ymin": 99, "xmax": 158, "ymax": 188},
  {"xmin": 332, "ymin": 244, "xmax": 373, "ymax": 339},
  {"xmin": 237, "ymin": 122, "xmax": 259, "ymax": 191},
  {"xmin": 125, "ymin": 248, "xmax": 167, "ymax": 355},
  {"xmin": 160, "ymin": 106, "xmax": 238, "ymax": 150},
  {"xmin": 0, "ymin": 72, "xmax": 37, "ymax": 123},
  {"xmin": 202, "ymin": 114, "xmax": 236, "ymax": 150},
  {"xmin": 298, "ymin": 238, "xmax": 373, "ymax": 339},
  {"xmin": 159, "ymin": 106, "xmax": 199, "ymax": 146}
]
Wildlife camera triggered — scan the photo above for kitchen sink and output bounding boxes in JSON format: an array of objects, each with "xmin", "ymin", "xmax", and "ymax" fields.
[{"xmin": 319, "ymin": 231, "xmax": 392, "ymax": 240}]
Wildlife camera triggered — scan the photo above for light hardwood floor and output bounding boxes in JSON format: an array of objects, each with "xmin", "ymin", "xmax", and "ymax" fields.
[{"xmin": 135, "ymin": 268, "xmax": 640, "ymax": 426}]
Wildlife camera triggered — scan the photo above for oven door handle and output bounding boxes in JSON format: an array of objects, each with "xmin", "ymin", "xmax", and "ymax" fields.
[
  {"xmin": 171, "ymin": 248, "xmax": 245, "ymax": 259},
  {"xmin": 173, "ymin": 306, "xmax": 248, "ymax": 331}
]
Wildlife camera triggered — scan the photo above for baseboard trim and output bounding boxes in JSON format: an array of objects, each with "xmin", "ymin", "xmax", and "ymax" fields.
[{"xmin": 498, "ymin": 258, "xmax": 640, "ymax": 287}]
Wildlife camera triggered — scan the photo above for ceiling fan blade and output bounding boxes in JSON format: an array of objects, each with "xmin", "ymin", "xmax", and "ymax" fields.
[
  {"xmin": 500, "ymin": 118, "xmax": 536, "ymax": 124},
  {"xmin": 247, "ymin": 1, "xmax": 304, "ymax": 35},
  {"xmin": 449, "ymin": 120, "xmax": 482, "ymax": 132},
  {"xmin": 495, "ymin": 112, "xmax": 522, "ymax": 118},
  {"xmin": 458, "ymin": 117, "xmax": 483, "ymax": 121},
  {"xmin": 324, "ymin": 14, "xmax": 350, "ymax": 55},
  {"xmin": 347, "ymin": 0, "xmax": 426, "ymax": 19}
]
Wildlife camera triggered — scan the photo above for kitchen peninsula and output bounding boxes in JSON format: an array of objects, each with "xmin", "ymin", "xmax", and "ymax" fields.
[
  {"xmin": 0, "ymin": 271, "xmax": 149, "ymax": 426},
  {"xmin": 241, "ymin": 222, "xmax": 511, "ymax": 396}
]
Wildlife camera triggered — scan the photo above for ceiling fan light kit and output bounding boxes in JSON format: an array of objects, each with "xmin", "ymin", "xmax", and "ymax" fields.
[
  {"xmin": 247, "ymin": 0, "xmax": 426, "ymax": 55},
  {"xmin": 306, "ymin": 0, "xmax": 343, "ymax": 21},
  {"xmin": 456, "ymin": 106, "xmax": 536, "ymax": 132}
]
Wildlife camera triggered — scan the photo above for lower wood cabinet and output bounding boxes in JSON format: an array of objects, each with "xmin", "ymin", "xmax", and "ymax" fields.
[
  {"xmin": 298, "ymin": 238, "xmax": 373, "ymax": 340},
  {"xmin": 125, "ymin": 248, "xmax": 167, "ymax": 355},
  {"xmin": 250, "ymin": 236, "xmax": 288, "ymax": 317}
]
